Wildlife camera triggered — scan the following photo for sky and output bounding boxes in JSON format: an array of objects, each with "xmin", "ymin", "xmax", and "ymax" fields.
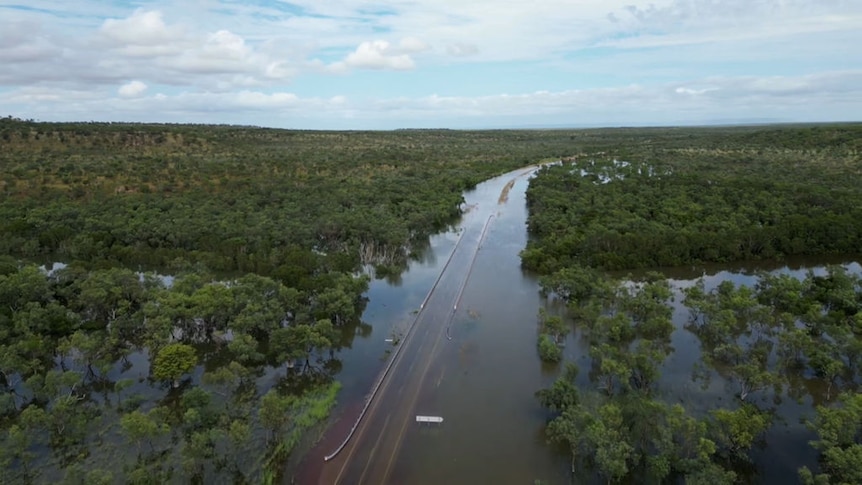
[{"xmin": 1, "ymin": 0, "xmax": 861, "ymax": 129}]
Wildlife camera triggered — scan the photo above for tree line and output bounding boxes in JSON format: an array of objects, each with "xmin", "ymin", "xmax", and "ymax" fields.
[{"xmin": 522, "ymin": 124, "xmax": 862, "ymax": 273}]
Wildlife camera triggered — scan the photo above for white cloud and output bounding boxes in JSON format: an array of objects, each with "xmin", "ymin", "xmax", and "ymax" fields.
[
  {"xmin": 3, "ymin": 70, "xmax": 860, "ymax": 128},
  {"xmin": 327, "ymin": 36, "xmax": 430, "ymax": 72},
  {"xmin": 90, "ymin": 9, "xmax": 296, "ymax": 88},
  {"xmin": 357, "ymin": 70, "xmax": 862, "ymax": 125},
  {"xmin": 163, "ymin": 30, "xmax": 256, "ymax": 75},
  {"xmin": 203, "ymin": 30, "xmax": 249, "ymax": 60},
  {"xmin": 99, "ymin": 9, "xmax": 187, "ymax": 56},
  {"xmin": 335, "ymin": 39, "xmax": 419, "ymax": 71},
  {"xmin": 609, "ymin": 0, "xmax": 862, "ymax": 48},
  {"xmin": 1, "ymin": 1, "xmax": 860, "ymax": 127},
  {"xmin": 675, "ymin": 87, "xmax": 716, "ymax": 95},
  {"xmin": 0, "ymin": 20, "xmax": 61, "ymax": 62},
  {"xmin": 118, "ymin": 80, "xmax": 148, "ymax": 97}
]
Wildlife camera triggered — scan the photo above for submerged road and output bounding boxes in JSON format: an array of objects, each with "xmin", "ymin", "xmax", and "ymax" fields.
[
  {"xmin": 314, "ymin": 168, "xmax": 538, "ymax": 485},
  {"xmin": 317, "ymin": 221, "xmax": 484, "ymax": 484}
]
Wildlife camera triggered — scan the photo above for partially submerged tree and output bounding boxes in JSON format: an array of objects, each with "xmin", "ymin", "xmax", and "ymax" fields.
[
  {"xmin": 800, "ymin": 392, "xmax": 862, "ymax": 485},
  {"xmin": 152, "ymin": 343, "xmax": 197, "ymax": 388}
]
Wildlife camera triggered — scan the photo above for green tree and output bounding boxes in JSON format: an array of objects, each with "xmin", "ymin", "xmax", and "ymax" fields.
[
  {"xmin": 709, "ymin": 403, "xmax": 772, "ymax": 459},
  {"xmin": 535, "ymin": 363, "xmax": 580, "ymax": 412},
  {"xmin": 537, "ymin": 334, "xmax": 562, "ymax": 363},
  {"xmin": 121, "ymin": 409, "xmax": 167, "ymax": 454},
  {"xmin": 152, "ymin": 343, "xmax": 198, "ymax": 387},
  {"xmin": 259, "ymin": 389, "xmax": 295, "ymax": 444},
  {"xmin": 270, "ymin": 319, "xmax": 338, "ymax": 369},
  {"xmin": 800, "ymin": 392, "xmax": 862, "ymax": 484},
  {"xmin": 61, "ymin": 466, "xmax": 114, "ymax": 485},
  {"xmin": 592, "ymin": 403, "xmax": 636, "ymax": 482},
  {"xmin": 538, "ymin": 308, "xmax": 569, "ymax": 343},
  {"xmin": 0, "ymin": 424, "xmax": 37, "ymax": 482},
  {"xmin": 647, "ymin": 404, "xmax": 732, "ymax": 483},
  {"xmin": 684, "ymin": 280, "xmax": 782, "ymax": 401}
]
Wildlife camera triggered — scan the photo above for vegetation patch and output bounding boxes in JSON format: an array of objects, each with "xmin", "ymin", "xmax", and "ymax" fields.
[
  {"xmin": 527, "ymin": 124, "xmax": 862, "ymax": 484},
  {"xmin": 0, "ymin": 118, "xmax": 584, "ymax": 483}
]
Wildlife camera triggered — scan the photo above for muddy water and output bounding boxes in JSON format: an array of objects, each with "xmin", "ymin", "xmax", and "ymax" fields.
[
  {"xmin": 386, "ymin": 170, "xmax": 567, "ymax": 484},
  {"xmin": 298, "ymin": 165, "xmax": 861, "ymax": 484},
  {"xmin": 294, "ymin": 167, "xmax": 565, "ymax": 481}
]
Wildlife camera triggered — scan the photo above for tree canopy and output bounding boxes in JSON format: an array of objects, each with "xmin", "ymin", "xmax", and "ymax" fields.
[{"xmin": 526, "ymin": 124, "xmax": 862, "ymax": 484}]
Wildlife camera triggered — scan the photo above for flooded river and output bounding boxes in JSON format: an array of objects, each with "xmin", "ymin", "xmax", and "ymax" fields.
[{"xmin": 296, "ymin": 167, "xmax": 860, "ymax": 484}]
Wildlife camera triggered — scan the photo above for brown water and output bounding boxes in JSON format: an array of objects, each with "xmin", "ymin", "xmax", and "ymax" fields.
[
  {"xmin": 296, "ymin": 166, "xmax": 861, "ymax": 484},
  {"xmin": 385, "ymin": 171, "xmax": 565, "ymax": 484}
]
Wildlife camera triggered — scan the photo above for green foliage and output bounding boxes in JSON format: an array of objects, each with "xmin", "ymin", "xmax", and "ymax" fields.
[
  {"xmin": 120, "ymin": 409, "xmax": 168, "ymax": 453},
  {"xmin": 3, "ymin": 120, "xmax": 861, "ymax": 482},
  {"xmin": 61, "ymin": 464, "xmax": 114, "ymax": 485},
  {"xmin": 270, "ymin": 318, "xmax": 338, "ymax": 366},
  {"xmin": 0, "ymin": 120, "xmax": 556, "ymax": 278},
  {"xmin": 259, "ymin": 389, "xmax": 295, "ymax": 443},
  {"xmin": 0, "ymin": 260, "xmax": 355, "ymax": 482},
  {"xmin": 574, "ymin": 279, "xmax": 674, "ymax": 397},
  {"xmin": 685, "ymin": 266, "xmax": 862, "ymax": 404},
  {"xmin": 801, "ymin": 392, "xmax": 862, "ymax": 485},
  {"xmin": 151, "ymin": 343, "xmax": 197, "ymax": 385},
  {"xmin": 535, "ymin": 363, "xmax": 579, "ymax": 412},
  {"xmin": 291, "ymin": 380, "xmax": 341, "ymax": 428},
  {"xmin": 684, "ymin": 280, "xmax": 783, "ymax": 401},
  {"xmin": 709, "ymin": 404, "xmax": 772, "ymax": 458},
  {"xmin": 535, "ymin": 308, "xmax": 570, "ymax": 363},
  {"xmin": 258, "ymin": 379, "xmax": 341, "ymax": 481},
  {"xmin": 535, "ymin": 265, "xmax": 862, "ymax": 482},
  {"xmin": 537, "ymin": 334, "xmax": 562, "ymax": 362},
  {"xmin": 0, "ymin": 424, "xmax": 37, "ymax": 482},
  {"xmin": 542, "ymin": 390, "xmax": 729, "ymax": 484},
  {"xmin": 522, "ymin": 125, "xmax": 862, "ymax": 273},
  {"xmin": 587, "ymin": 403, "xmax": 635, "ymax": 481},
  {"xmin": 533, "ymin": 233, "xmax": 862, "ymax": 482},
  {"xmin": 537, "ymin": 308, "xmax": 569, "ymax": 343}
]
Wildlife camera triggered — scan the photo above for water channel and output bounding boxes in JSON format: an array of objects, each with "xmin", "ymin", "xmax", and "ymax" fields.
[{"xmin": 298, "ymin": 167, "xmax": 860, "ymax": 484}]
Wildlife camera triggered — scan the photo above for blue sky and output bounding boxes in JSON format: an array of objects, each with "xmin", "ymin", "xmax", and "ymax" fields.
[{"xmin": 1, "ymin": 0, "xmax": 860, "ymax": 129}]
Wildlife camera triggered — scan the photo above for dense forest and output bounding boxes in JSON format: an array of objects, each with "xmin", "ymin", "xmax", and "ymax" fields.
[
  {"xmin": 2, "ymin": 118, "xmax": 861, "ymax": 483},
  {"xmin": 526, "ymin": 124, "xmax": 862, "ymax": 484},
  {"xmin": 522, "ymin": 124, "xmax": 862, "ymax": 273},
  {"xmin": 0, "ymin": 117, "xmax": 577, "ymax": 483},
  {"xmin": 0, "ymin": 117, "xmax": 566, "ymax": 278}
]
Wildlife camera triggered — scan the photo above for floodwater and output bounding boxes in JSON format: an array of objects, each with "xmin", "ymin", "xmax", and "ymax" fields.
[
  {"xmin": 297, "ymin": 166, "xmax": 861, "ymax": 484},
  {"xmin": 386, "ymin": 169, "xmax": 565, "ymax": 484}
]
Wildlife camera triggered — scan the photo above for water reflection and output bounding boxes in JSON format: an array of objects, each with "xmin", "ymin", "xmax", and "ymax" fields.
[
  {"xmin": 299, "ymin": 161, "xmax": 861, "ymax": 484},
  {"xmin": 656, "ymin": 259, "xmax": 861, "ymax": 483}
]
